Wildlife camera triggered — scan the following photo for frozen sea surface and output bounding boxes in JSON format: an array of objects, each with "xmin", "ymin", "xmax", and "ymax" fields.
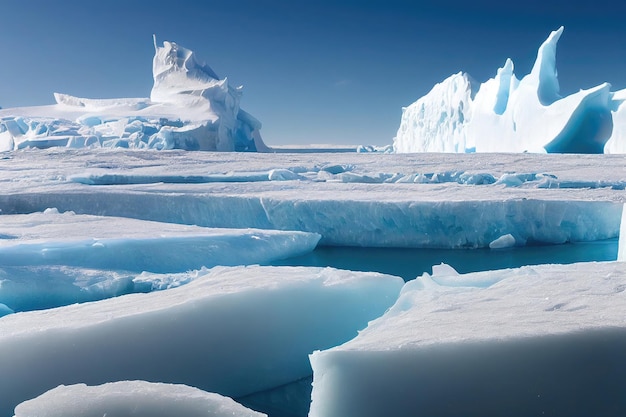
[{"xmin": 1, "ymin": 148, "xmax": 626, "ymax": 417}]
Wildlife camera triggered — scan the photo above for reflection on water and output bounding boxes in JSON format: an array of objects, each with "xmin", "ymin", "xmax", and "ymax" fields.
[{"xmin": 271, "ymin": 239, "xmax": 618, "ymax": 281}]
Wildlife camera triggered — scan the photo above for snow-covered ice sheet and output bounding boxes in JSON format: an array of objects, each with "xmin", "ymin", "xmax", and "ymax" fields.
[
  {"xmin": 394, "ymin": 27, "xmax": 624, "ymax": 154},
  {"xmin": 13, "ymin": 381, "xmax": 266, "ymax": 417},
  {"xmin": 0, "ymin": 209, "xmax": 320, "ymax": 272},
  {"xmin": 0, "ymin": 265, "xmax": 403, "ymax": 417},
  {"xmin": 1, "ymin": 149, "xmax": 624, "ymax": 249},
  {"xmin": 309, "ymin": 261, "xmax": 626, "ymax": 417}
]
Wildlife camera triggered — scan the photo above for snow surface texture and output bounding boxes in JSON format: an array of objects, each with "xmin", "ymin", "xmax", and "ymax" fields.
[
  {"xmin": 13, "ymin": 381, "xmax": 266, "ymax": 417},
  {"xmin": 309, "ymin": 261, "xmax": 626, "ymax": 417},
  {"xmin": 394, "ymin": 27, "xmax": 623, "ymax": 154},
  {"xmin": 0, "ymin": 265, "xmax": 403, "ymax": 417},
  {"xmin": 0, "ymin": 38, "xmax": 266, "ymax": 152}
]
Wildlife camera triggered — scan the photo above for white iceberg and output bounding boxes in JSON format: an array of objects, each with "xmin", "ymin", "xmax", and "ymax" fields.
[
  {"xmin": 394, "ymin": 27, "xmax": 620, "ymax": 154},
  {"xmin": 13, "ymin": 381, "xmax": 266, "ymax": 417},
  {"xmin": 488, "ymin": 233, "xmax": 516, "ymax": 249},
  {"xmin": 394, "ymin": 71, "xmax": 477, "ymax": 153},
  {"xmin": 0, "ymin": 37, "xmax": 267, "ymax": 152}
]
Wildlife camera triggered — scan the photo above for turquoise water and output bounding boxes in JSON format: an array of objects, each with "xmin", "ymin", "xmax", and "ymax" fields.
[{"xmin": 272, "ymin": 239, "xmax": 619, "ymax": 281}]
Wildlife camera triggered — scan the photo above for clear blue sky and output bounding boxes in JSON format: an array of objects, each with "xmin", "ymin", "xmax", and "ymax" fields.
[{"xmin": 1, "ymin": 0, "xmax": 626, "ymax": 146}]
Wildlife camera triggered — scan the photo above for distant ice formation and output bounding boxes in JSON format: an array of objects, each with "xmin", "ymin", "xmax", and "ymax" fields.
[
  {"xmin": 394, "ymin": 27, "xmax": 625, "ymax": 154},
  {"xmin": 0, "ymin": 37, "xmax": 267, "ymax": 152}
]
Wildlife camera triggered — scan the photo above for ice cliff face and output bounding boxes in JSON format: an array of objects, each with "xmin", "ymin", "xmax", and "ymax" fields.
[
  {"xmin": 394, "ymin": 72, "xmax": 478, "ymax": 153},
  {"xmin": 0, "ymin": 38, "xmax": 266, "ymax": 152},
  {"xmin": 394, "ymin": 27, "xmax": 623, "ymax": 154},
  {"xmin": 604, "ymin": 89, "xmax": 626, "ymax": 153}
]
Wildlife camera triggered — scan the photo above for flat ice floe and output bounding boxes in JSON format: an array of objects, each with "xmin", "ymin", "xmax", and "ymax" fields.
[
  {"xmin": 13, "ymin": 381, "xmax": 266, "ymax": 417},
  {"xmin": 309, "ymin": 261, "xmax": 626, "ymax": 417},
  {"xmin": 0, "ymin": 209, "xmax": 321, "ymax": 313},
  {"xmin": 0, "ymin": 265, "xmax": 403, "ymax": 417},
  {"xmin": 0, "ymin": 209, "xmax": 320, "ymax": 272}
]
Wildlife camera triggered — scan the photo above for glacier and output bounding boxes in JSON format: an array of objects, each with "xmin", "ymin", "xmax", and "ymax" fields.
[
  {"xmin": 0, "ymin": 37, "xmax": 267, "ymax": 152},
  {"xmin": 394, "ymin": 27, "xmax": 624, "ymax": 154}
]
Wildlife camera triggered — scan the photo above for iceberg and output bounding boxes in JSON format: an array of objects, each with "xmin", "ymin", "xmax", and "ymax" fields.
[
  {"xmin": 0, "ymin": 38, "xmax": 267, "ymax": 152},
  {"xmin": 394, "ymin": 27, "xmax": 620, "ymax": 154},
  {"xmin": 394, "ymin": 72, "xmax": 477, "ymax": 153},
  {"xmin": 0, "ymin": 265, "xmax": 403, "ymax": 417},
  {"xmin": 13, "ymin": 381, "xmax": 266, "ymax": 417},
  {"xmin": 309, "ymin": 261, "xmax": 626, "ymax": 417}
]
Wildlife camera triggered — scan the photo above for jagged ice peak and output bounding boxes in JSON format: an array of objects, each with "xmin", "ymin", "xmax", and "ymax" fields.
[{"xmin": 394, "ymin": 26, "xmax": 624, "ymax": 154}]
